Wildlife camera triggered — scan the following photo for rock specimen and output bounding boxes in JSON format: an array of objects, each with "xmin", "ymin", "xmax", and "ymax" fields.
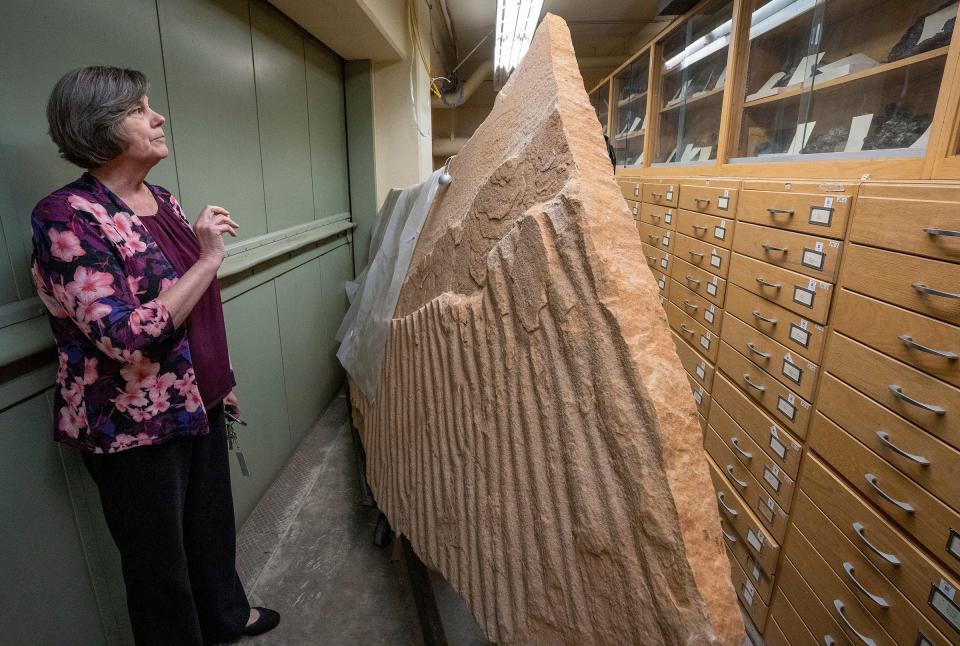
[{"xmin": 348, "ymin": 14, "xmax": 744, "ymax": 645}]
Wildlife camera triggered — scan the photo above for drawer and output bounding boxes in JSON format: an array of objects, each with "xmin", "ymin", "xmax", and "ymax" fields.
[
  {"xmin": 809, "ymin": 413, "xmax": 960, "ymax": 577},
  {"xmin": 625, "ymin": 198, "xmax": 640, "ymax": 219},
  {"xmin": 678, "ymin": 180, "xmax": 739, "ymax": 218},
  {"xmin": 707, "ymin": 456, "xmax": 781, "ymax": 575},
  {"xmin": 832, "ymin": 290, "xmax": 960, "ymax": 389},
  {"xmin": 639, "ymin": 203, "xmax": 677, "ymax": 230},
  {"xmin": 666, "ymin": 302, "xmax": 719, "ymax": 362},
  {"xmin": 792, "ymin": 489, "xmax": 952, "ymax": 646},
  {"xmin": 671, "ymin": 332, "xmax": 715, "ymax": 390},
  {"xmin": 673, "ymin": 232, "xmax": 731, "ymax": 279},
  {"xmin": 726, "ymin": 544, "xmax": 770, "ymax": 631},
  {"xmin": 784, "ymin": 526, "xmax": 897, "ymax": 646},
  {"xmin": 618, "ymin": 179, "xmax": 641, "ymax": 200},
  {"xmin": 724, "ymin": 283, "xmax": 826, "ymax": 363},
  {"xmin": 688, "ymin": 376, "xmax": 711, "ymax": 418},
  {"xmin": 760, "ymin": 617, "xmax": 789, "ymax": 646},
  {"xmin": 698, "ymin": 412, "xmax": 707, "ymax": 432},
  {"xmin": 671, "ymin": 257, "xmax": 727, "ymax": 307},
  {"xmin": 732, "ymin": 221, "xmax": 843, "ymax": 282},
  {"xmin": 674, "ymin": 209, "xmax": 735, "ymax": 249},
  {"xmin": 777, "ymin": 557, "xmax": 854, "ymax": 646},
  {"xmin": 842, "ymin": 244, "xmax": 960, "ymax": 326},
  {"xmin": 737, "ymin": 188, "xmax": 852, "ymax": 239},
  {"xmin": 850, "ymin": 194, "xmax": 960, "ymax": 264},
  {"xmin": 705, "ymin": 426, "xmax": 789, "ymax": 542},
  {"xmin": 641, "ymin": 241, "xmax": 671, "ymax": 274},
  {"xmin": 642, "ymin": 180, "xmax": 679, "ymax": 207},
  {"xmin": 802, "ymin": 452, "xmax": 960, "ymax": 642},
  {"xmin": 712, "ymin": 373, "xmax": 803, "ymax": 478},
  {"xmin": 723, "ymin": 519, "xmax": 775, "ymax": 605},
  {"xmin": 818, "ymin": 372, "xmax": 960, "ymax": 511},
  {"xmin": 728, "ymin": 254, "xmax": 834, "ymax": 324},
  {"xmin": 652, "ymin": 268, "xmax": 670, "ymax": 301},
  {"xmin": 668, "ymin": 279, "xmax": 723, "ymax": 334},
  {"xmin": 824, "ymin": 333, "xmax": 960, "ymax": 449},
  {"xmin": 709, "ymin": 402, "xmax": 796, "ymax": 512},
  {"xmin": 721, "ymin": 311, "xmax": 820, "ymax": 401},
  {"xmin": 769, "ymin": 589, "xmax": 825, "ymax": 646},
  {"xmin": 717, "ymin": 342, "xmax": 812, "ymax": 438},
  {"xmin": 638, "ymin": 220, "xmax": 673, "ymax": 251}
]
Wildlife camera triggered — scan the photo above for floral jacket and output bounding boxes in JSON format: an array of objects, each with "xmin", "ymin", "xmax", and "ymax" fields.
[{"xmin": 31, "ymin": 174, "xmax": 210, "ymax": 453}]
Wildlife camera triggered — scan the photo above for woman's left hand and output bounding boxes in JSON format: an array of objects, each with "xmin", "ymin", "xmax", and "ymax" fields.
[{"xmin": 224, "ymin": 390, "xmax": 240, "ymax": 416}]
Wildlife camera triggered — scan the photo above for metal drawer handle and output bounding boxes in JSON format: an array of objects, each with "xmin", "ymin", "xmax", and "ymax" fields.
[
  {"xmin": 889, "ymin": 384, "xmax": 945, "ymax": 415},
  {"xmin": 742, "ymin": 373, "xmax": 765, "ymax": 392},
  {"xmin": 689, "ymin": 250, "xmax": 705, "ymax": 259},
  {"xmin": 746, "ymin": 342, "xmax": 770, "ymax": 359},
  {"xmin": 913, "ymin": 282, "xmax": 960, "ymax": 299},
  {"xmin": 686, "ymin": 275, "xmax": 701, "ymax": 286},
  {"xmin": 876, "ymin": 431, "xmax": 930, "ymax": 466},
  {"xmin": 842, "ymin": 562, "xmax": 889, "ymax": 608},
  {"xmin": 717, "ymin": 491, "xmax": 738, "ymax": 516},
  {"xmin": 682, "ymin": 300, "xmax": 699, "ymax": 312},
  {"xmin": 720, "ymin": 522, "xmax": 737, "ymax": 543},
  {"xmin": 924, "ymin": 227, "xmax": 960, "ymax": 237},
  {"xmin": 648, "ymin": 234, "xmax": 659, "ymax": 242},
  {"xmin": 756, "ymin": 277, "xmax": 782, "ymax": 290},
  {"xmin": 651, "ymin": 192, "xmax": 663, "ymax": 198},
  {"xmin": 898, "ymin": 334, "xmax": 957, "ymax": 360},
  {"xmin": 864, "ymin": 473, "xmax": 915, "ymax": 513},
  {"xmin": 691, "ymin": 224, "xmax": 708, "ymax": 234},
  {"xmin": 852, "ymin": 522, "xmax": 900, "ymax": 566},
  {"xmin": 752, "ymin": 310, "xmax": 777, "ymax": 325},
  {"xmin": 694, "ymin": 197, "xmax": 711, "ymax": 206},
  {"xmin": 647, "ymin": 256, "xmax": 658, "ymax": 263},
  {"xmin": 680, "ymin": 324, "xmax": 696, "ymax": 336},
  {"xmin": 832, "ymin": 599, "xmax": 877, "ymax": 646},
  {"xmin": 767, "ymin": 208, "xmax": 795, "ymax": 217},
  {"xmin": 761, "ymin": 243, "xmax": 788, "ymax": 253},
  {"xmin": 725, "ymin": 464, "xmax": 748, "ymax": 489},
  {"xmin": 650, "ymin": 214, "xmax": 661, "ymax": 222},
  {"xmin": 730, "ymin": 436, "xmax": 753, "ymax": 459}
]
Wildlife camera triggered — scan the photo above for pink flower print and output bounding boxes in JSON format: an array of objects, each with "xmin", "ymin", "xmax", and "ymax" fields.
[
  {"xmin": 67, "ymin": 266, "xmax": 114, "ymax": 303},
  {"xmin": 48, "ymin": 228, "xmax": 85, "ymax": 262},
  {"xmin": 67, "ymin": 194, "xmax": 109, "ymax": 222},
  {"xmin": 147, "ymin": 397, "xmax": 171, "ymax": 417},
  {"xmin": 61, "ymin": 378, "xmax": 84, "ymax": 408},
  {"xmin": 83, "ymin": 357, "xmax": 99, "ymax": 385},
  {"xmin": 113, "ymin": 388, "xmax": 149, "ymax": 413},
  {"xmin": 51, "ymin": 281, "xmax": 76, "ymax": 313},
  {"xmin": 142, "ymin": 320, "xmax": 166, "ymax": 338},
  {"xmin": 183, "ymin": 388, "xmax": 203, "ymax": 413},
  {"xmin": 32, "ymin": 262, "xmax": 69, "ymax": 318},
  {"xmin": 147, "ymin": 372, "xmax": 177, "ymax": 402},
  {"xmin": 127, "ymin": 275, "xmax": 144, "ymax": 296},
  {"xmin": 95, "ymin": 337, "xmax": 125, "ymax": 361},
  {"xmin": 75, "ymin": 300, "xmax": 112, "ymax": 334},
  {"xmin": 160, "ymin": 277, "xmax": 178, "ymax": 292},
  {"xmin": 120, "ymin": 351, "xmax": 160, "ymax": 391},
  {"xmin": 57, "ymin": 352, "xmax": 69, "ymax": 382},
  {"xmin": 109, "ymin": 432, "xmax": 153, "ymax": 451},
  {"xmin": 122, "ymin": 234, "xmax": 147, "ymax": 256},
  {"xmin": 113, "ymin": 212, "xmax": 135, "ymax": 238},
  {"xmin": 58, "ymin": 405, "xmax": 87, "ymax": 439},
  {"xmin": 129, "ymin": 407, "xmax": 155, "ymax": 422},
  {"xmin": 174, "ymin": 368, "xmax": 197, "ymax": 396}
]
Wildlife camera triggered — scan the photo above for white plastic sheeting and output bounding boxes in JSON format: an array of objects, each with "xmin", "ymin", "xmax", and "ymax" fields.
[{"xmin": 336, "ymin": 170, "xmax": 443, "ymax": 400}]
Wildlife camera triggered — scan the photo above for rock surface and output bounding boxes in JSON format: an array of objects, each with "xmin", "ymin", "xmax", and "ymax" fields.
[{"xmin": 349, "ymin": 14, "xmax": 744, "ymax": 645}]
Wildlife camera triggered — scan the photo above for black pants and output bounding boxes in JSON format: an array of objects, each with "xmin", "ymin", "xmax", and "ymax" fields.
[{"xmin": 82, "ymin": 404, "xmax": 250, "ymax": 646}]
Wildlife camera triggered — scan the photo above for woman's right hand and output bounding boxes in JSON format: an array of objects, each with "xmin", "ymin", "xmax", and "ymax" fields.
[{"xmin": 194, "ymin": 205, "xmax": 239, "ymax": 265}]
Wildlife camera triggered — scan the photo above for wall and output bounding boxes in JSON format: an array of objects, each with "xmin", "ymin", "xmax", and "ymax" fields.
[{"xmin": 0, "ymin": 0, "xmax": 355, "ymax": 643}]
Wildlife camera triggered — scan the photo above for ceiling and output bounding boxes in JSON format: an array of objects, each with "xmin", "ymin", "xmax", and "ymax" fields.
[{"xmin": 440, "ymin": 0, "xmax": 672, "ymax": 78}]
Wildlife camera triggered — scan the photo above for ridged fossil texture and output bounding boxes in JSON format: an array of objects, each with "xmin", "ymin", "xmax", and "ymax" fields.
[{"xmin": 349, "ymin": 14, "xmax": 744, "ymax": 645}]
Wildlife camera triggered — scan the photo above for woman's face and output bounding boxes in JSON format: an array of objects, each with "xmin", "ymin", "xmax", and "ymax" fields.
[{"xmin": 117, "ymin": 95, "xmax": 168, "ymax": 166}]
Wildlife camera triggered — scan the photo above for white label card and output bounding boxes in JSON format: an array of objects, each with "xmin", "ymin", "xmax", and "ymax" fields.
[
  {"xmin": 929, "ymin": 585, "xmax": 960, "ymax": 634},
  {"xmin": 694, "ymin": 389, "xmax": 703, "ymax": 405},
  {"xmin": 777, "ymin": 396, "xmax": 797, "ymax": 421},
  {"xmin": 789, "ymin": 323, "xmax": 811, "ymax": 348},
  {"xmin": 710, "ymin": 252, "xmax": 722, "ymax": 268},
  {"xmin": 666, "ymin": 189, "xmax": 674, "ymax": 202},
  {"xmin": 742, "ymin": 582, "xmax": 756, "ymax": 607},
  {"xmin": 769, "ymin": 428, "xmax": 787, "ymax": 460},
  {"xmin": 714, "ymin": 225, "xmax": 726, "ymax": 240},
  {"xmin": 782, "ymin": 359, "xmax": 803, "ymax": 384},
  {"xmin": 747, "ymin": 529, "xmax": 764, "ymax": 552},
  {"xmin": 664, "ymin": 210, "xmax": 673, "ymax": 224},
  {"xmin": 707, "ymin": 281, "xmax": 718, "ymax": 297},
  {"xmin": 750, "ymin": 558, "xmax": 761, "ymax": 582},
  {"xmin": 700, "ymin": 334, "xmax": 711, "ymax": 351},
  {"xmin": 757, "ymin": 499, "xmax": 775, "ymax": 524},
  {"xmin": 947, "ymin": 530, "xmax": 960, "ymax": 562},
  {"xmin": 717, "ymin": 196, "xmax": 729, "ymax": 211},
  {"xmin": 660, "ymin": 256, "xmax": 669, "ymax": 269},
  {"xmin": 763, "ymin": 467, "xmax": 782, "ymax": 492},
  {"xmin": 793, "ymin": 285, "xmax": 815, "ymax": 308},
  {"xmin": 662, "ymin": 234, "xmax": 670, "ymax": 247},
  {"xmin": 704, "ymin": 308, "xmax": 715, "ymax": 324},
  {"xmin": 939, "ymin": 579, "xmax": 957, "ymax": 600},
  {"xmin": 696, "ymin": 363, "xmax": 706, "ymax": 380},
  {"xmin": 802, "ymin": 248, "xmax": 825, "ymax": 271},
  {"xmin": 809, "ymin": 206, "xmax": 833, "ymax": 227},
  {"xmin": 658, "ymin": 278, "xmax": 665, "ymax": 290}
]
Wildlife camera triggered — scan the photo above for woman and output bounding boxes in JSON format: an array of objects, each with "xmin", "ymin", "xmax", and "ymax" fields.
[{"xmin": 31, "ymin": 66, "xmax": 280, "ymax": 645}]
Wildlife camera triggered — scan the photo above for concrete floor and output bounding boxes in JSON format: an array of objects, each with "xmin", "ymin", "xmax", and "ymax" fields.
[{"xmin": 233, "ymin": 392, "xmax": 488, "ymax": 646}]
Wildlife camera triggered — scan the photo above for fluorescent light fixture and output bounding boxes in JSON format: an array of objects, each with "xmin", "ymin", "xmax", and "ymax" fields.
[{"xmin": 494, "ymin": 0, "xmax": 545, "ymax": 88}]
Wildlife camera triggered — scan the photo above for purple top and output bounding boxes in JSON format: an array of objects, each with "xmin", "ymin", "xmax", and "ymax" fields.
[{"xmin": 139, "ymin": 196, "xmax": 234, "ymax": 409}]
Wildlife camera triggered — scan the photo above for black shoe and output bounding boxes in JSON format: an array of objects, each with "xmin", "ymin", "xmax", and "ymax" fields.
[{"xmin": 242, "ymin": 607, "xmax": 281, "ymax": 637}]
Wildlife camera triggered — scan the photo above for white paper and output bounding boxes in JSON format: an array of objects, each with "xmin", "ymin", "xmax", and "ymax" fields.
[
  {"xmin": 844, "ymin": 113, "xmax": 874, "ymax": 152},
  {"xmin": 745, "ymin": 72, "xmax": 785, "ymax": 101},
  {"xmin": 785, "ymin": 52, "xmax": 825, "ymax": 87},
  {"xmin": 911, "ymin": 124, "xmax": 933, "ymax": 150},
  {"xmin": 812, "ymin": 53, "xmax": 877, "ymax": 84},
  {"xmin": 919, "ymin": 3, "xmax": 958, "ymax": 44},
  {"xmin": 680, "ymin": 143, "xmax": 699, "ymax": 162},
  {"xmin": 698, "ymin": 146, "xmax": 713, "ymax": 162},
  {"xmin": 787, "ymin": 121, "xmax": 816, "ymax": 154},
  {"xmin": 713, "ymin": 67, "xmax": 727, "ymax": 90}
]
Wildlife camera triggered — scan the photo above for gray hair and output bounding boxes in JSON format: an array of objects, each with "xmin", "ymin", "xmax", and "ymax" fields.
[{"xmin": 46, "ymin": 66, "xmax": 150, "ymax": 169}]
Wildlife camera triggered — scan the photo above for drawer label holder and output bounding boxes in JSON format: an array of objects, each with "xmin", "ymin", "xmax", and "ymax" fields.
[
  {"xmin": 929, "ymin": 579, "xmax": 960, "ymax": 635},
  {"xmin": 809, "ymin": 205, "xmax": 834, "ymax": 227}
]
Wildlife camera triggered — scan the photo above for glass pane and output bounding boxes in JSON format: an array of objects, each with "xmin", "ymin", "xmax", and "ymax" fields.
[
  {"xmin": 655, "ymin": 0, "xmax": 734, "ymax": 165},
  {"xmin": 736, "ymin": 0, "xmax": 956, "ymax": 160},
  {"xmin": 612, "ymin": 53, "xmax": 649, "ymax": 168},
  {"xmin": 590, "ymin": 84, "xmax": 610, "ymax": 137}
]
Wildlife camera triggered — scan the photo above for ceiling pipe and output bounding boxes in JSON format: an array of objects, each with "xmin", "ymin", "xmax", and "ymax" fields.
[{"xmin": 432, "ymin": 55, "xmax": 625, "ymax": 108}]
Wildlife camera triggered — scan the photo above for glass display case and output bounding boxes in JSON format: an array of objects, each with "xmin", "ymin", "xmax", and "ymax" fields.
[
  {"xmin": 734, "ymin": 0, "xmax": 957, "ymax": 162},
  {"xmin": 590, "ymin": 82, "xmax": 610, "ymax": 138},
  {"xmin": 611, "ymin": 53, "xmax": 650, "ymax": 168},
  {"xmin": 654, "ymin": 0, "xmax": 735, "ymax": 165}
]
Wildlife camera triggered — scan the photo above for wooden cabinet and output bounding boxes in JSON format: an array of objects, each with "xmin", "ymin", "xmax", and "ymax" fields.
[
  {"xmin": 677, "ymin": 179, "xmax": 740, "ymax": 218},
  {"xmin": 674, "ymin": 209, "xmax": 735, "ymax": 248},
  {"xmin": 736, "ymin": 183, "xmax": 853, "ymax": 239},
  {"xmin": 728, "ymin": 253, "xmax": 834, "ymax": 324}
]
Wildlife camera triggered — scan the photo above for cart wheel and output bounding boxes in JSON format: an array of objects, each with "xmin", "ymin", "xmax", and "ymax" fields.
[{"xmin": 374, "ymin": 512, "xmax": 392, "ymax": 548}]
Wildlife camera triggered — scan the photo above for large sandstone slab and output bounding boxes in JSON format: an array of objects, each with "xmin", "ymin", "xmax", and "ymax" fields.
[{"xmin": 349, "ymin": 14, "xmax": 744, "ymax": 645}]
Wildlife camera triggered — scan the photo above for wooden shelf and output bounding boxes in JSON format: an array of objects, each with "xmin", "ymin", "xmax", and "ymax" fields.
[
  {"xmin": 617, "ymin": 91, "xmax": 647, "ymax": 108},
  {"xmin": 743, "ymin": 47, "xmax": 950, "ymax": 109},
  {"xmin": 661, "ymin": 86, "xmax": 725, "ymax": 113},
  {"xmin": 614, "ymin": 129, "xmax": 646, "ymax": 142}
]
